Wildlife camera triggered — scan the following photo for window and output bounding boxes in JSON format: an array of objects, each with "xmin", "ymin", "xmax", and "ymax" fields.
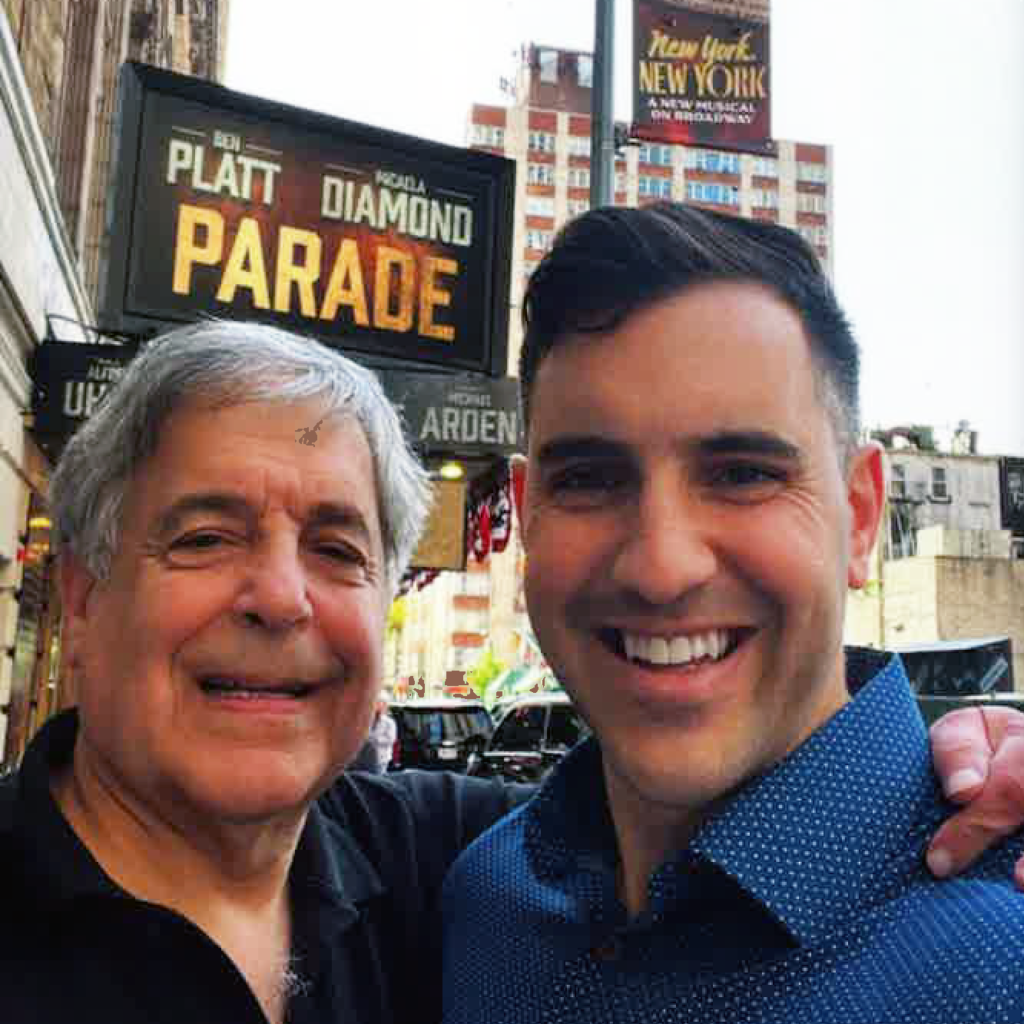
[
  {"xmin": 639, "ymin": 143, "xmax": 672, "ymax": 167},
  {"xmin": 528, "ymin": 130, "xmax": 555, "ymax": 153},
  {"xmin": 577, "ymin": 54, "xmax": 593, "ymax": 89},
  {"xmin": 567, "ymin": 135, "xmax": 591, "ymax": 158},
  {"xmin": 472, "ymin": 123, "xmax": 504, "ymax": 148},
  {"xmin": 526, "ymin": 228, "xmax": 552, "ymax": 251},
  {"xmin": 932, "ymin": 466, "xmax": 949, "ymax": 500},
  {"xmin": 454, "ymin": 571, "xmax": 490, "ymax": 596},
  {"xmin": 453, "ymin": 607, "xmax": 489, "ymax": 634},
  {"xmin": 639, "ymin": 175, "xmax": 672, "ymax": 198},
  {"xmin": 753, "ymin": 156, "xmax": 778, "ymax": 177},
  {"xmin": 448, "ymin": 647, "xmax": 473, "ymax": 671},
  {"xmin": 797, "ymin": 161, "xmax": 828, "ymax": 183},
  {"xmin": 539, "ymin": 48, "xmax": 558, "ymax": 83},
  {"xmin": 686, "ymin": 150, "xmax": 740, "ymax": 174},
  {"xmin": 567, "ymin": 198, "xmax": 589, "ymax": 218},
  {"xmin": 526, "ymin": 196, "xmax": 554, "ymax": 217},
  {"xmin": 527, "ymin": 163, "xmax": 554, "ymax": 186},
  {"xmin": 567, "ymin": 167, "xmax": 590, "ymax": 189},
  {"xmin": 493, "ymin": 705, "xmax": 547, "ymax": 749},
  {"xmin": 797, "ymin": 192, "xmax": 828, "ymax": 214},
  {"xmin": 545, "ymin": 706, "xmax": 589, "ymax": 751},
  {"xmin": 797, "ymin": 224, "xmax": 828, "ymax": 246},
  {"xmin": 753, "ymin": 188, "xmax": 778, "ymax": 208},
  {"xmin": 890, "ymin": 463, "xmax": 907, "ymax": 498},
  {"xmin": 685, "ymin": 181, "xmax": 739, "ymax": 206}
]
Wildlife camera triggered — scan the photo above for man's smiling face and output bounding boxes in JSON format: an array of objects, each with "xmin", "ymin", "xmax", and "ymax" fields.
[
  {"xmin": 62, "ymin": 398, "xmax": 387, "ymax": 827},
  {"xmin": 518, "ymin": 281, "xmax": 881, "ymax": 822}
]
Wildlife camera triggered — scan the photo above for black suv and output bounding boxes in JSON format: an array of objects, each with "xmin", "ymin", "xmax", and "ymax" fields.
[
  {"xmin": 388, "ymin": 699, "xmax": 494, "ymax": 772},
  {"xmin": 467, "ymin": 693, "xmax": 589, "ymax": 784}
]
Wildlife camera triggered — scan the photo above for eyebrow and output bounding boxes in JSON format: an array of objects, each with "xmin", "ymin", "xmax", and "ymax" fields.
[
  {"xmin": 153, "ymin": 493, "xmax": 376, "ymax": 548},
  {"xmin": 535, "ymin": 436, "xmax": 631, "ymax": 466},
  {"xmin": 153, "ymin": 493, "xmax": 253, "ymax": 538},
  {"xmin": 535, "ymin": 430, "xmax": 803, "ymax": 466},
  {"xmin": 305, "ymin": 501, "xmax": 376, "ymax": 548},
  {"xmin": 695, "ymin": 430, "xmax": 803, "ymax": 462}
]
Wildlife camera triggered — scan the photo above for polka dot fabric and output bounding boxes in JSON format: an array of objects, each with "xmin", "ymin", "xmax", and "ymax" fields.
[{"xmin": 441, "ymin": 649, "xmax": 1024, "ymax": 1023}]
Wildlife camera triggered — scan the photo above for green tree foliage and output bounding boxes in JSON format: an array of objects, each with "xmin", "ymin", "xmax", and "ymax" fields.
[
  {"xmin": 386, "ymin": 597, "xmax": 407, "ymax": 636},
  {"xmin": 465, "ymin": 648, "xmax": 506, "ymax": 698}
]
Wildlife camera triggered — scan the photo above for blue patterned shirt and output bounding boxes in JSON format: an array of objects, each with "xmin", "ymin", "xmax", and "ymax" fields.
[{"xmin": 442, "ymin": 650, "xmax": 1024, "ymax": 1023}]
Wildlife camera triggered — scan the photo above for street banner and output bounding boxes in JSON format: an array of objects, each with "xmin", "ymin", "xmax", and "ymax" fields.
[
  {"xmin": 102, "ymin": 63, "xmax": 514, "ymax": 376},
  {"xmin": 633, "ymin": 0, "xmax": 772, "ymax": 152}
]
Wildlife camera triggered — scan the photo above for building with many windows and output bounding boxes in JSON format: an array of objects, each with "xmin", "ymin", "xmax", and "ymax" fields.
[
  {"xmin": 846, "ymin": 425, "xmax": 1024, "ymax": 689},
  {"xmin": 386, "ymin": 42, "xmax": 835, "ymax": 693},
  {"xmin": 0, "ymin": 0, "xmax": 229, "ymax": 765}
]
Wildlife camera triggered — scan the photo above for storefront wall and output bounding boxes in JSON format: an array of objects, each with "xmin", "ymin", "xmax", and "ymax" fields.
[{"xmin": 0, "ymin": 14, "xmax": 92, "ymax": 762}]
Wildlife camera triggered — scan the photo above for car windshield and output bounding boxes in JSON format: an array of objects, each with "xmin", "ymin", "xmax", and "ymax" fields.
[
  {"xmin": 546, "ymin": 705, "xmax": 588, "ymax": 751},
  {"xmin": 401, "ymin": 708, "xmax": 491, "ymax": 744},
  {"xmin": 493, "ymin": 705, "xmax": 547, "ymax": 749}
]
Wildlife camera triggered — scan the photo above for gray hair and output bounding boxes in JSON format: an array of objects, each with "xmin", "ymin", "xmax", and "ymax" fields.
[{"xmin": 50, "ymin": 320, "xmax": 432, "ymax": 594}]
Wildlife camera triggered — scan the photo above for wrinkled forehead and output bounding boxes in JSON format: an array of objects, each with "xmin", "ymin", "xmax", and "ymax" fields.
[{"xmin": 128, "ymin": 398, "xmax": 378, "ymax": 518}]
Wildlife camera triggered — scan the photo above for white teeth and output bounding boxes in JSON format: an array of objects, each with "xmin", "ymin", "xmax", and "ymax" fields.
[
  {"xmin": 622, "ymin": 629, "xmax": 731, "ymax": 667},
  {"xmin": 648, "ymin": 637, "xmax": 670, "ymax": 665},
  {"xmin": 669, "ymin": 636, "xmax": 692, "ymax": 662}
]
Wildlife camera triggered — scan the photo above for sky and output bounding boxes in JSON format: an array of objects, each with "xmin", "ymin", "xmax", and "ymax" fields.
[{"xmin": 226, "ymin": 0, "xmax": 1024, "ymax": 454}]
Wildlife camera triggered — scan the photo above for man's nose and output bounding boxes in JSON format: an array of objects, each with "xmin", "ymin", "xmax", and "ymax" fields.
[
  {"xmin": 610, "ymin": 480, "xmax": 717, "ymax": 606},
  {"xmin": 234, "ymin": 537, "xmax": 313, "ymax": 630}
]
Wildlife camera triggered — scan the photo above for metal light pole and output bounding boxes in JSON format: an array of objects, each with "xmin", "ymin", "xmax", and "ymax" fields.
[{"xmin": 590, "ymin": 0, "xmax": 615, "ymax": 209}]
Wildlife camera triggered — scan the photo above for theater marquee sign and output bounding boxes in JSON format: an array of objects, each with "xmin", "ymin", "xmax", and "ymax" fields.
[{"xmin": 102, "ymin": 63, "xmax": 514, "ymax": 376}]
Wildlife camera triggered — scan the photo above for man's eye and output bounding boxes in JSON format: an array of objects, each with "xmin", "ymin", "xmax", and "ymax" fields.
[
  {"xmin": 316, "ymin": 542, "xmax": 367, "ymax": 567},
  {"xmin": 547, "ymin": 464, "xmax": 631, "ymax": 502},
  {"xmin": 711, "ymin": 463, "xmax": 788, "ymax": 489},
  {"xmin": 165, "ymin": 531, "xmax": 235, "ymax": 566},
  {"xmin": 171, "ymin": 532, "xmax": 226, "ymax": 550}
]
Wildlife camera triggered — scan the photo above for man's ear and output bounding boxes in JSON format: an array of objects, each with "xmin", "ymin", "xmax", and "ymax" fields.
[
  {"xmin": 846, "ymin": 442, "xmax": 886, "ymax": 589},
  {"xmin": 59, "ymin": 553, "xmax": 98, "ymax": 667}
]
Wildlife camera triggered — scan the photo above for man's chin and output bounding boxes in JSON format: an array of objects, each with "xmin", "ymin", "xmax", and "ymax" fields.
[{"xmin": 172, "ymin": 755, "xmax": 339, "ymax": 827}]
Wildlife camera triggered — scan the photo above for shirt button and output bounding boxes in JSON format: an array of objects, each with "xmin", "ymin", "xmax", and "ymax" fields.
[{"xmin": 590, "ymin": 935, "xmax": 623, "ymax": 962}]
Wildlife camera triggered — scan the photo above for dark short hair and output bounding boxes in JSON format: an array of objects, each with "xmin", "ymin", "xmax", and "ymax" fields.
[{"xmin": 520, "ymin": 202, "xmax": 859, "ymax": 457}]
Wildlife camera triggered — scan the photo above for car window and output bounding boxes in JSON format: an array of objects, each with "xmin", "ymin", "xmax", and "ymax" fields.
[
  {"xmin": 441, "ymin": 709, "xmax": 492, "ymax": 741},
  {"xmin": 397, "ymin": 710, "xmax": 442, "ymax": 745},
  {"xmin": 545, "ymin": 705, "xmax": 588, "ymax": 751},
  {"xmin": 398, "ymin": 708, "xmax": 490, "ymax": 744},
  {"xmin": 493, "ymin": 705, "xmax": 547, "ymax": 749}
]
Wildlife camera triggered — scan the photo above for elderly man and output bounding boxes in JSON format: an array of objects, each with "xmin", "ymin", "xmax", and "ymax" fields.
[
  {"xmin": 0, "ymin": 321, "xmax": 522, "ymax": 1024},
  {"xmin": 441, "ymin": 204, "xmax": 1024, "ymax": 1024},
  {"xmin": 0, "ymin": 319, "xmax": 1019, "ymax": 1024}
]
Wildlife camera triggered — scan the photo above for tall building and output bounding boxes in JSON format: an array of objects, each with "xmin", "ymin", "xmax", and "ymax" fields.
[
  {"xmin": 388, "ymin": 41, "xmax": 833, "ymax": 694},
  {"xmin": 0, "ymin": 0, "xmax": 229, "ymax": 765}
]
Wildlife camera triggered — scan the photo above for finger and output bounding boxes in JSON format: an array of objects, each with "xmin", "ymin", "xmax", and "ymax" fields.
[
  {"xmin": 929, "ymin": 707, "xmax": 992, "ymax": 803},
  {"xmin": 927, "ymin": 733, "xmax": 1024, "ymax": 877}
]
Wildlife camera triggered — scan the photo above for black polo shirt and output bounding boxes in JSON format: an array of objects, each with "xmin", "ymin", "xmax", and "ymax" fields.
[{"xmin": 0, "ymin": 710, "xmax": 525, "ymax": 1024}]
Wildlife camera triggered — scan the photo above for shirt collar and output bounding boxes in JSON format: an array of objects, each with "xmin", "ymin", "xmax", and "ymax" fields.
[
  {"xmin": 8, "ymin": 709, "xmax": 383, "ymax": 929},
  {"xmin": 527, "ymin": 649, "xmax": 941, "ymax": 946}
]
